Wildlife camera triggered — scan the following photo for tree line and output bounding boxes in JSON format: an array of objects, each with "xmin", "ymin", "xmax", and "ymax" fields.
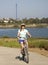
[{"xmin": 0, "ymin": 17, "xmax": 48, "ymax": 25}]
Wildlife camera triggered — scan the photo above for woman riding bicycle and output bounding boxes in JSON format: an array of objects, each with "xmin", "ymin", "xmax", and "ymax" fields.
[{"xmin": 17, "ymin": 23, "xmax": 31, "ymax": 57}]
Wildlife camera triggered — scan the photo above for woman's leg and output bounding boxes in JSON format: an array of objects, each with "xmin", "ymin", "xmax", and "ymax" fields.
[
  {"xmin": 25, "ymin": 40, "xmax": 28, "ymax": 48},
  {"xmin": 20, "ymin": 42, "xmax": 24, "ymax": 53}
]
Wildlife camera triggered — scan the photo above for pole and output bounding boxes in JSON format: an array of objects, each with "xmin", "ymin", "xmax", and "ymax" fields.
[{"xmin": 16, "ymin": 4, "xmax": 17, "ymax": 20}]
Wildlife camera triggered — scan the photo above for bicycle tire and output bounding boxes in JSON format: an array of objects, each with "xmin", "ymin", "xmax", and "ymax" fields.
[
  {"xmin": 22, "ymin": 49, "xmax": 25, "ymax": 60},
  {"xmin": 24, "ymin": 47, "xmax": 29, "ymax": 63}
]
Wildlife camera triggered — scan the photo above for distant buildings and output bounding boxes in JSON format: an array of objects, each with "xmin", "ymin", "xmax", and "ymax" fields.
[
  {"xmin": 0, "ymin": 18, "xmax": 14, "ymax": 23},
  {"xmin": 3, "ymin": 18, "xmax": 9, "ymax": 23}
]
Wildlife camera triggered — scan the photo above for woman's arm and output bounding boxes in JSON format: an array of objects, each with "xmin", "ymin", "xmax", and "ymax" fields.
[
  {"xmin": 17, "ymin": 32, "xmax": 20, "ymax": 39},
  {"xmin": 27, "ymin": 31, "xmax": 31, "ymax": 38}
]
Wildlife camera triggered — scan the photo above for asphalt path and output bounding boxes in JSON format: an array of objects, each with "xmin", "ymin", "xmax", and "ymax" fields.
[{"xmin": 0, "ymin": 47, "xmax": 48, "ymax": 65}]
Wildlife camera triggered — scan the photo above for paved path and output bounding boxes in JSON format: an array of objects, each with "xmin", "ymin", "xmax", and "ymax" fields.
[{"xmin": 0, "ymin": 47, "xmax": 48, "ymax": 65}]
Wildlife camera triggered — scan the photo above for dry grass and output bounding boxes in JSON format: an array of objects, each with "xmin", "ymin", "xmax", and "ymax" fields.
[{"xmin": 29, "ymin": 48, "xmax": 48, "ymax": 57}]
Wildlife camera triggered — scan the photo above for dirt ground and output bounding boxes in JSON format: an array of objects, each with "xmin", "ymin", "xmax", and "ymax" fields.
[{"xmin": 29, "ymin": 48, "xmax": 48, "ymax": 57}]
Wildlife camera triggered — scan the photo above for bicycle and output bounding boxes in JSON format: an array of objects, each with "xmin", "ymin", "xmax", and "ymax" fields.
[
  {"xmin": 18, "ymin": 37, "xmax": 31, "ymax": 63},
  {"xmin": 22, "ymin": 41, "xmax": 29, "ymax": 63}
]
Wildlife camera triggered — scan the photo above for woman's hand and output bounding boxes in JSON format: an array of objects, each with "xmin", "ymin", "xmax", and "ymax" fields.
[
  {"xmin": 17, "ymin": 36, "xmax": 20, "ymax": 40},
  {"xmin": 29, "ymin": 35, "xmax": 32, "ymax": 38}
]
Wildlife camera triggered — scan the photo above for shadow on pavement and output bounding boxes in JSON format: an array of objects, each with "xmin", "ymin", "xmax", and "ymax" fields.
[
  {"xmin": 15, "ymin": 56, "xmax": 23, "ymax": 61},
  {"xmin": 15, "ymin": 56, "xmax": 27, "ymax": 63}
]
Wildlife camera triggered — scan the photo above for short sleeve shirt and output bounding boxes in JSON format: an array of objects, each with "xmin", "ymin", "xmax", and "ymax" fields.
[{"xmin": 18, "ymin": 29, "xmax": 28, "ymax": 40}]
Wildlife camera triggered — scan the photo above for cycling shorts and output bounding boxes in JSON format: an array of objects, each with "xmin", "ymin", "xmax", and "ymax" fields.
[{"xmin": 19, "ymin": 40, "xmax": 25, "ymax": 43}]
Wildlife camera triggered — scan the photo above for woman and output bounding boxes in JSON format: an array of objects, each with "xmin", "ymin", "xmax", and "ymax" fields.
[{"xmin": 17, "ymin": 23, "xmax": 31, "ymax": 57}]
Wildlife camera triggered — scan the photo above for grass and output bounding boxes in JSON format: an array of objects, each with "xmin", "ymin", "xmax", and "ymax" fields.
[
  {"xmin": 0, "ymin": 38, "xmax": 20, "ymax": 48},
  {"xmin": 28, "ymin": 38, "xmax": 48, "ymax": 50},
  {"xmin": 0, "ymin": 38, "xmax": 48, "ymax": 50}
]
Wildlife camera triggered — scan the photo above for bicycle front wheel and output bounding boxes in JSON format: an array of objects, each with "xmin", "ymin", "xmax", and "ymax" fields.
[{"xmin": 24, "ymin": 47, "xmax": 29, "ymax": 63}]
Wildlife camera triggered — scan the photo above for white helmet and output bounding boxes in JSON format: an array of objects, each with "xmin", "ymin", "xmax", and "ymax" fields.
[{"xmin": 21, "ymin": 23, "xmax": 25, "ymax": 26}]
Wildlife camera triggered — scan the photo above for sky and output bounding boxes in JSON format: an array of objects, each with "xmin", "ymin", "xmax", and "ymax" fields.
[{"xmin": 0, "ymin": 0, "xmax": 48, "ymax": 19}]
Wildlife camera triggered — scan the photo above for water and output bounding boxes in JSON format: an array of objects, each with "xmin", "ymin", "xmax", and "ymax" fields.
[{"xmin": 0, "ymin": 28, "xmax": 48, "ymax": 38}]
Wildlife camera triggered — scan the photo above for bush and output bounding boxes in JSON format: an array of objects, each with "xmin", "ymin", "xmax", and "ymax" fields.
[
  {"xmin": 44, "ymin": 45, "xmax": 48, "ymax": 50},
  {"xmin": 28, "ymin": 38, "xmax": 48, "ymax": 51},
  {"xmin": 39, "ymin": 43, "xmax": 45, "ymax": 48},
  {"xmin": 39, "ymin": 42, "xmax": 48, "ymax": 50},
  {"xmin": 29, "ymin": 44, "xmax": 35, "ymax": 48},
  {"xmin": 2, "ymin": 36, "xmax": 9, "ymax": 38}
]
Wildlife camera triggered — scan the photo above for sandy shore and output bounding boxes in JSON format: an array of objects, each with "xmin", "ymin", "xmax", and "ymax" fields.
[{"xmin": 0, "ymin": 24, "xmax": 48, "ymax": 28}]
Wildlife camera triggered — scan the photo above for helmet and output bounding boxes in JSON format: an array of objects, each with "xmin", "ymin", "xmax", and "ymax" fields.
[{"xmin": 21, "ymin": 23, "xmax": 25, "ymax": 26}]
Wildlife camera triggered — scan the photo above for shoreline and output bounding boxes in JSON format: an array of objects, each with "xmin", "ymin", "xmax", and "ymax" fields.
[{"xmin": 0, "ymin": 24, "xmax": 48, "ymax": 28}]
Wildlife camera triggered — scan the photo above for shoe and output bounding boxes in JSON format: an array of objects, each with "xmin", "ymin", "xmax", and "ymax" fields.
[{"xmin": 19, "ymin": 54, "xmax": 22, "ymax": 58}]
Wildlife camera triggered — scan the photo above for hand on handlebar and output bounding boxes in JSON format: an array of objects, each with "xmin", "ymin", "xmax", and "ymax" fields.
[
  {"xmin": 30, "ymin": 35, "xmax": 32, "ymax": 38},
  {"xmin": 28, "ymin": 35, "xmax": 32, "ymax": 38},
  {"xmin": 17, "ymin": 36, "xmax": 20, "ymax": 40}
]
